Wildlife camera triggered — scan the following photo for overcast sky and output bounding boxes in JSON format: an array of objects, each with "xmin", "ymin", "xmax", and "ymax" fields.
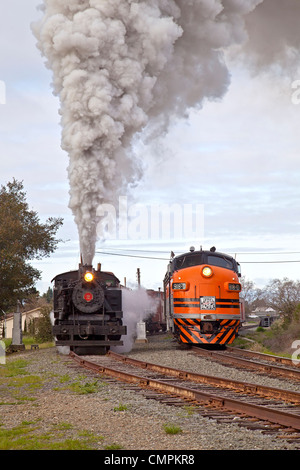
[{"xmin": 1, "ymin": 1, "xmax": 300, "ymax": 294}]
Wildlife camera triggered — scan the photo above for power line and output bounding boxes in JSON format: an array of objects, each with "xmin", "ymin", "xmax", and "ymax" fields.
[
  {"xmin": 99, "ymin": 247, "xmax": 300, "ymax": 256},
  {"xmin": 96, "ymin": 250, "xmax": 300, "ymax": 264},
  {"xmin": 96, "ymin": 250, "xmax": 168, "ymax": 260},
  {"xmin": 230, "ymin": 252, "xmax": 300, "ymax": 255},
  {"xmin": 241, "ymin": 260, "xmax": 300, "ymax": 264}
]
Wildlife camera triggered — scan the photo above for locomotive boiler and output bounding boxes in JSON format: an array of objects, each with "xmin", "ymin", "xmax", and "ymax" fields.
[
  {"xmin": 164, "ymin": 246, "xmax": 242, "ymax": 347},
  {"xmin": 52, "ymin": 263, "xmax": 126, "ymax": 354}
]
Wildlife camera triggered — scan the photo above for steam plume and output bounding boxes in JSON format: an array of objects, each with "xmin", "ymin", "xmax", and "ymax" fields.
[
  {"xmin": 241, "ymin": 0, "xmax": 300, "ymax": 72},
  {"xmin": 32, "ymin": 0, "xmax": 298, "ymax": 264},
  {"xmin": 112, "ymin": 287, "xmax": 158, "ymax": 353}
]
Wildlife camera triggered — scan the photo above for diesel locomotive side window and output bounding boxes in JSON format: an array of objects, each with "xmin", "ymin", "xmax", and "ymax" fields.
[{"xmin": 207, "ymin": 255, "xmax": 234, "ymax": 271}]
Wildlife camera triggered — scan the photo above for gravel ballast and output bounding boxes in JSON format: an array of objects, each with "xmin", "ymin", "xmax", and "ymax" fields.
[{"xmin": 0, "ymin": 335, "xmax": 299, "ymax": 450}]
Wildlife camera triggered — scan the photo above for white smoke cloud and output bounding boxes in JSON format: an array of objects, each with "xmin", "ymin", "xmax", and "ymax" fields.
[
  {"xmin": 32, "ymin": 0, "xmax": 298, "ymax": 265},
  {"xmin": 32, "ymin": 1, "xmax": 183, "ymax": 264},
  {"xmin": 112, "ymin": 287, "xmax": 158, "ymax": 353}
]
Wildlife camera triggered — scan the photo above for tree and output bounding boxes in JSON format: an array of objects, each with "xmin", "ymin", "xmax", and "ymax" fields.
[
  {"xmin": 240, "ymin": 276, "xmax": 263, "ymax": 313},
  {"xmin": 263, "ymin": 278, "xmax": 300, "ymax": 321},
  {"xmin": 0, "ymin": 179, "xmax": 63, "ymax": 312},
  {"xmin": 42, "ymin": 287, "xmax": 53, "ymax": 304},
  {"xmin": 34, "ymin": 305, "xmax": 53, "ymax": 343}
]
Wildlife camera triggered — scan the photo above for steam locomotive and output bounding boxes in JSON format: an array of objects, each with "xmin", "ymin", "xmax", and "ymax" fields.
[
  {"xmin": 52, "ymin": 263, "xmax": 126, "ymax": 354},
  {"xmin": 164, "ymin": 247, "xmax": 242, "ymax": 347}
]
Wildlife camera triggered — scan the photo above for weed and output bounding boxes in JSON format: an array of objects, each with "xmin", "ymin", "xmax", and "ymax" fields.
[
  {"xmin": 11, "ymin": 394, "xmax": 37, "ymax": 403},
  {"xmin": 68, "ymin": 380, "xmax": 99, "ymax": 394},
  {"xmin": 78, "ymin": 430, "xmax": 104, "ymax": 440},
  {"xmin": 54, "ymin": 422, "xmax": 73, "ymax": 431},
  {"xmin": 0, "ymin": 421, "xmax": 102, "ymax": 450},
  {"xmin": 59, "ymin": 374, "xmax": 70, "ymax": 383},
  {"xmin": 113, "ymin": 403, "xmax": 128, "ymax": 412},
  {"xmin": 182, "ymin": 405, "xmax": 197, "ymax": 416},
  {"xmin": 7, "ymin": 375, "xmax": 42, "ymax": 388},
  {"xmin": 104, "ymin": 443, "xmax": 123, "ymax": 450},
  {"xmin": 0, "ymin": 359, "xmax": 29, "ymax": 377},
  {"xmin": 163, "ymin": 423, "xmax": 183, "ymax": 435}
]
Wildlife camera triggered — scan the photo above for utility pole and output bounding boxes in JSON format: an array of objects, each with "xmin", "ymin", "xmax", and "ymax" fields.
[
  {"xmin": 137, "ymin": 268, "xmax": 141, "ymax": 288},
  {"xmin": 135, "ymin": 267, "xmax": 147, "ymax": 343}
]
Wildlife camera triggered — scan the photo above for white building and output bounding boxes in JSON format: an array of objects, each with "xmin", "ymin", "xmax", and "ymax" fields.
[{"xmin": 2, "ymin": 308, "xmax": 42, "ymax": 339}]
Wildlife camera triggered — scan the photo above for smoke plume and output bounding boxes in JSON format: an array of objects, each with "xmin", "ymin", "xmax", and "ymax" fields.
[
  {"xmin": 240, "ymin": 0, "xmax": 300, "ymax": 72},
  {"xmin": 32, "ymin": 0, "xmax": 300, "ymax": 264}
]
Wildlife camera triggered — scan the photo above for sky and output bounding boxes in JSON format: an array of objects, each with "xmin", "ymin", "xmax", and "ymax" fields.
[{"xmin": 1, "ymin": 0, "xmax": 300, "ymax": 295}]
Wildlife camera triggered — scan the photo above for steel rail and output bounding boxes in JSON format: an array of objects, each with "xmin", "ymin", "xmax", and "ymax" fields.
[
  {"xmin": 69, "ymin": 351, "xmax": 300, "ymax": 431},
  {"xmin": 227, "ymin": 346, "xmax": 300, "ymax": 368},
  {"xmin": 107, "ymin": 350, "xmax": 300, "ymax": 404},
  {"xmin": 191, "ymin": 346, "xmax": 300, "ymax": 381}
]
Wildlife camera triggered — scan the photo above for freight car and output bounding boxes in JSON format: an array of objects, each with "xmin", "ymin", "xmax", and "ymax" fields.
[
  {"xmin": 164, "ymin": 247, "xmax": 242, "ymax": 347},
  {"xmin": 52, "ymin": 263, "xmax": 126, "ymax": 354}
]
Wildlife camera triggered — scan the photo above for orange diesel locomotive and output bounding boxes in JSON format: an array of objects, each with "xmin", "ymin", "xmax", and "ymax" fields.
[{"xmin": 164, "ymin": 247, "xmax": 242, "ymax": 346}]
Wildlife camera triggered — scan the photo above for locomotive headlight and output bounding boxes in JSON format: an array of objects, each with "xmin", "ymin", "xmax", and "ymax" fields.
[
  {"xmin": 202, "ymin": 266, "xmax": 213, "ymax": 278},
  {"xmin": 84, "ymin": 272, "xmax": 94, "ymax": 282}
]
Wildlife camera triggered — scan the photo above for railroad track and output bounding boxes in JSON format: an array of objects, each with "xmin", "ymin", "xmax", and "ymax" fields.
[
  {"xmin": 69, "ymin": 350, "xmax": 300, "ymax": 446},
  {"xmin": 228, "ymin": 346, "xmax": 300, "ymax": 368},
  {"xmin": 190, "ymin": 346, "xmax": 300, "ymax": 382}
]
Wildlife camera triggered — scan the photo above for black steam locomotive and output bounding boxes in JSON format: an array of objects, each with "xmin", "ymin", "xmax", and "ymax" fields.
[{"xmin": 52, "ymin": 263, "xmax": 126, "ymax": 354}]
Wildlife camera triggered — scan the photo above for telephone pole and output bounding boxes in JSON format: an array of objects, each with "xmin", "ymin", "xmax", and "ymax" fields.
[{"xmin": 137, "ymin": 268, "xmax": 141, "ymax": 288}]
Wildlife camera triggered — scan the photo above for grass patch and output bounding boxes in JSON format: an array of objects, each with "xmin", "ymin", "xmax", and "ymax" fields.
[
  {"xmin": 7, "ymin": 375, "xmax": 42, "ymax": 389},
  {"xmin": 0, "ymin": 358, "xmax": 44, "ymax": 403},
  {"xmin": 113, "ymin": 403, "xmax": 128, "ymax": 412},
  {"xmin": 54, "ymin": 422, "xmax": 73, "ymax": 431},
  {"xmin": 67, "ymin": 379, "xmax": 100, "ymax": 395},
  {"xmin": 239, "ymin": 313, "xmax": 300, "ymax": 357},
  {"xmin": 2, "ymin": 337, "xmax": 55, "ymax": 350},
  {"xmin": 163, "ymin": 423, "xmax": 183, "ymax": 435},
  {"xmin": 0, "ymin": 421, "xmax": 102, "ymax": 450},
  {"xmin": 59, "ymin": 374, "xmax": 70, "ymax": 383},
  {"xmin": 0, "ymin": 359, "xmax": 29, "ymax": 377},
  {"xmin": 104, "ymin": 443, "xmax": 123, "ymax": 450}
]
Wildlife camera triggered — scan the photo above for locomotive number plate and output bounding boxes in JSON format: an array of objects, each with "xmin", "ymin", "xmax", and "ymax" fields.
[{"xmin": 200, "ymin": 296, "xmax": 216, "ymax": 310}]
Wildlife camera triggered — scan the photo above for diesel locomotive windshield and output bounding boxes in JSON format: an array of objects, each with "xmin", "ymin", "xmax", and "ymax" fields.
[{"xmin": 173, "ymin": 251, "xmax": 239, "ymax": 274}]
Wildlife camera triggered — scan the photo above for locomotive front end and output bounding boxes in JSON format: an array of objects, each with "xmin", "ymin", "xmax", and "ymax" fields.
[
  {"xmin": 164, "ymin": 247, "xmax": 242, "ymax": 347},
  {"xmin": 52, "ymin": 263, "xmax": 127, "ymax": 355}
]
